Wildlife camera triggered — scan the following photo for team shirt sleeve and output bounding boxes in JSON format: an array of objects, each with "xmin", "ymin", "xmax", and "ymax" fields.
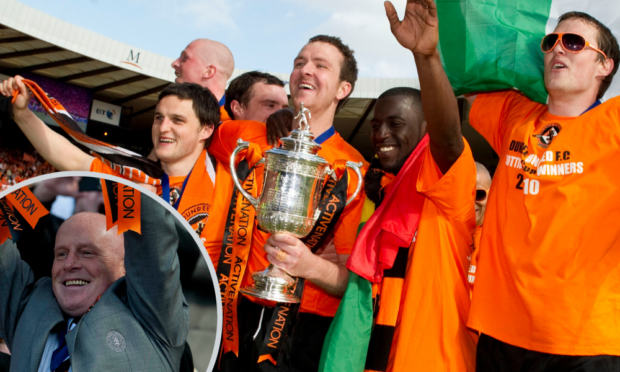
[
  {"xmin": 209, "ymin": 120, "xmax": 271, "ymax": 165},
  {"xmin": 89, "ymin": 157, "xmax": 124, "ymax": 178},
  {"xmin": 416, "ymin": 139, "xmax": 476, "ymax": 222},
  {"xmin": 469, "ymin": 91, "xmax": 530, "ymax": 154}
]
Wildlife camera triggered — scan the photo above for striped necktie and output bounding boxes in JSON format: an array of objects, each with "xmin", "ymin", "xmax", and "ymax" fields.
[{"xmin": 50, "ymin": 318, "xmax": 77, "ymax": 372}]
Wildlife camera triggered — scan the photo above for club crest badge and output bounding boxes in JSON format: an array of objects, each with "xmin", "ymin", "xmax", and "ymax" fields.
[
  {"xmin": 181, "ymin": 203, "xmax": 210, "ymax": 236},
  {"xmin": 533, "ymin": 123, "xmax": 562, "ymax": 148},
  {"xmin": 169, "ymin": 188, "xmax": 181, "ymax": 206},
  {"xmin": 106, "ymin": 331, "xmax": 126, "ymax": 352}
]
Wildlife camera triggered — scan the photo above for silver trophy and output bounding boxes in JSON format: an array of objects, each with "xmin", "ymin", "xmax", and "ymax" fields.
[{"xmin": 230, "ymin": 103, "xmax": 362, "ymax": 303}]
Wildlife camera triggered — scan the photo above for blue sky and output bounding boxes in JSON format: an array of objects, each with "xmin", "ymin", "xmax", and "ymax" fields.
[{"xmin": 17, "ymin": 0, "xmax": 417, "ymax": 78}]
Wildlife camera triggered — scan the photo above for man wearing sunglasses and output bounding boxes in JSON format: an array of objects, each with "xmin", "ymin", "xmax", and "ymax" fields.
[
  {"xmin": 461, "ymin": 10, "xmax": 620, "ymax": 372},
  {"xmin": 468, "ymin": 162, "xmax": 492, "ymax": 289}
]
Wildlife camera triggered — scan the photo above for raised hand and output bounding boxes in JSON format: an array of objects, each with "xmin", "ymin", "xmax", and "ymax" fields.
[
  {"xmin": 385, "ymin": 0, "xmax": 439, "ymax": 56},
  {"xmin": 0, "ymin": 75, "xmax": 31, "ymax": 113},
  {"xmin": 33, "ymin": 177, "xmax": 81, "ymax": 202}
]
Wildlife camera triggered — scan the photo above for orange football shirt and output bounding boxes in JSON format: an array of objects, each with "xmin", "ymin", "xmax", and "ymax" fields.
[
  {"xmin": 210, "ymin": 121, "xmax": 368, "ymax": 317},
  {"xmin": 301, "ymin": 131, "xmax": 367, "ymax": 317},
  {"xmin": 89, "ymin": 153, "xmax": 233, "ymax": 267},
  {"xmin": 468, "ymin": 91, "xmax": 620, "ymax": 355},
  {"xmin": 382, "ymin": 140, "xmax": 477, "ymax": 371},
  {"xmin": 467, "ymin": 225, "xmax": 482, "ymax": 291}
]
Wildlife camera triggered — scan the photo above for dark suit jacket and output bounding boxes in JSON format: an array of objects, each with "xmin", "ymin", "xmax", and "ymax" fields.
[{"xmin": 0, "ymin": 195, "xmax": 189, "ymax": 371}]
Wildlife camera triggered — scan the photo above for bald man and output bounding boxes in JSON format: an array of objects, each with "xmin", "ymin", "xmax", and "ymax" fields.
[
  {"xmin": 0, "ymin": 194, "xmax": 189, "ymax": 371},
  {"xmin": 172, "ymin": 39, "xmax": 235, "ymax": 104},
  {"xmin": 468, "ymin": 162, "xmax": 492, "ymax": 289},
  {"xmin": 475, "ymin": 162, "xmax": 492, "ymax": 228}
]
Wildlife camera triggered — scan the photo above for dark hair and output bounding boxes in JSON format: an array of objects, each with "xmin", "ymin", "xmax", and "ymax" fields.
[
  {"xmin": 364, "ymin": 87, "xmax": 425, "ymax": 203},
  {"xmin": 308, "ymin": 35, "xmax": 358, "ymax": 112},
  {"xmin": 378, "ymin": 87, "xmax": 423, "ymax": 107},
  {"xmin": 224, "ymin": 71, "xmax": 285, "ymax": 119},
  {"xmin": 158, "ymin": 83, "xmax": 220, "ymax": 147},
  {"xmin": 558, "ymin": 12, "xmax": 620, "ymax": 99}
]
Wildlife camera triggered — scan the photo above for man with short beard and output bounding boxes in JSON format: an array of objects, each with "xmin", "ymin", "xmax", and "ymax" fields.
[
  {"xmin": 0, "ymin": 193, "xmax": 188, "ymax": 371},
  {"xmin": 320, "ymin": 86, "xmax": 478, "ymax": 371},
  {"xmin": 209, "ymin": 35, "xmax": 367, "ymax": 372}
]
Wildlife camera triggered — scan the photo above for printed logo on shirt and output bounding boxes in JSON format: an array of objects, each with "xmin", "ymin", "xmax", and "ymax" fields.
[
  {"xmin": 181, "ymin": 203, "xmax": 210, "ymax": 235},
  {"xmin": 533, "ymin": 123, "xmax": 562, "ymax": 148},
  {"xmin": 169, "ymin": 188, "xmax": 181, "ymax": 206},
  {"xmin": 508, "ymin": 140, "xmax": 526, "ymax": 154}
]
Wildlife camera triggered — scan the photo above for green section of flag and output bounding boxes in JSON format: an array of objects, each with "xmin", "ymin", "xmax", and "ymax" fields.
[
  {"xmin": 437, "ymin": 0, "xmax": 554, "ymax": 103},
  {"xmin": 319, "ymin": 272, "xmax": 374, "ymax": 372}
]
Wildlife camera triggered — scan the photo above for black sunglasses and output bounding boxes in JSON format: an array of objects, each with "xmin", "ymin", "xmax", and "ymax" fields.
[{"xmin": 475, "ymin": 188, "xmax": 488, "ymax": 202}]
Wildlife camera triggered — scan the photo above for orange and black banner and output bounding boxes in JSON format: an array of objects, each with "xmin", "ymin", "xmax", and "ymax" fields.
[
  {"xmin": 0, "ymin": 186, "xmax": 49, "ymax": 243},
  {"xmin": 257, "ymin": 167, "xmax": 349, "ymax": 365},
  {"xmin": 101, "ymin": 179, "xmax": 141, "ymax": 234},
  {"xmin": 14, "ymin": 79, "xmax": 164, "ymax": 186},
  {"xmin": 216, "ymin": 160, "xmax": 258, "ymax": 359},
  {"xmin": 364, "ymin": 246, "xmax": 409, "ymax": 372}
]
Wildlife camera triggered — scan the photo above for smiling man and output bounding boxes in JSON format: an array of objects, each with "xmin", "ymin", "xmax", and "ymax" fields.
[
  {"xmin": 0, "ymin": 192, "xmax": 188, "ymax": 371},
  {"xmin": 52, "ymin": 213, "xmax": 126, "ymax": 318},
  {"xmin": 0, "ymin": 80, "xmax": 241, "ymax": 266},
  {"xmin": 208, "ymin": 35, "xmax": 367, "ymax": 372},
  {"xmin": 321, "ymin": 84, "xmax": 478, "ymax": 372}
]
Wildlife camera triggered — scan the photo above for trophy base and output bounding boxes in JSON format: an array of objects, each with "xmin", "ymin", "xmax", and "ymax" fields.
[
  {"xmin": 239, "ymin": 286, "xmax": 300, "ymax": 303},
  {"xmin": 239, "ymin": 265, "xmax": 301, "ymax": 304}
]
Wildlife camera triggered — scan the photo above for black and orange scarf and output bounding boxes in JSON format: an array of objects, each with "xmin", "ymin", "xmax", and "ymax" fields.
[{"xmin": 12, "ymin": 79, "xmax": 163, "ymax": 186}]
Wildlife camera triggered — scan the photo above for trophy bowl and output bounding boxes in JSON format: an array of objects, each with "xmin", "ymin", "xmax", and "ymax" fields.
[{"xmin": 230, "ymin": 104, "xmax": 362, "ymax": 303}]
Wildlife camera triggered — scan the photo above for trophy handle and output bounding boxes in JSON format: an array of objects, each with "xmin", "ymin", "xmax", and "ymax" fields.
[
  {"xmin": 230, "ymin": 139, "xmax": 261, "ymax": 209},
  {"xmin": 344, "ymin": 161, "xmax": 363, "ymax": 206}
]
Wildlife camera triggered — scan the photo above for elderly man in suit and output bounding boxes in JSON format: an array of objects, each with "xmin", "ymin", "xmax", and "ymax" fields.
[{"xmin": 0, "ymin": 192, "xmax": 189, "ymax": 371}]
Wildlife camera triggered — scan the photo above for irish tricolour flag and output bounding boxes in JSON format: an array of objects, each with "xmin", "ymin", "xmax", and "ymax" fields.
[{"xmin": 437, "ymin": 0, "xmax": 620, "ymax": 103}]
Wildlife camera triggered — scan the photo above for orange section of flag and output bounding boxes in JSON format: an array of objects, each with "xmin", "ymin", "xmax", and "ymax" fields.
[
  {"xmin": 5, "ymin": 187, "xmax": 49, "ymax": 229},
  {"xmin": 117, "ymin": 184, "xmax": 141, "ymax": 234}
]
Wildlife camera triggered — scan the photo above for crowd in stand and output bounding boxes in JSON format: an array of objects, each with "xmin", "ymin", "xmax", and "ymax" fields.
[
  {"xmin": 0, "ymin": 147, "xmax": 56, "ymax": 190},
  {"xmin": 23, "ymin": 72, "xmax": 92, "ymax": 123}
]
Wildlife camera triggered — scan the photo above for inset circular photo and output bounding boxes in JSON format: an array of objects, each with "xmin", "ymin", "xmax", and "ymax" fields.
[{"xmin": 0, "ymin": 172, "xmax": 221, "ymax": 372}]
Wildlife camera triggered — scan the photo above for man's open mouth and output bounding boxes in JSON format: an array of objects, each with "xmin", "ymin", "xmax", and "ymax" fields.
[
  {"xmin": 64, "ymin": 280, "xmax": 90, "ymax": 286},
  {"xmin": 299, "ymin": 83, "xmax": 315, "ymax": 90},
  {"xmin": 160, "ymin": 138, "xmax": 175, "ymax": 143}
]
